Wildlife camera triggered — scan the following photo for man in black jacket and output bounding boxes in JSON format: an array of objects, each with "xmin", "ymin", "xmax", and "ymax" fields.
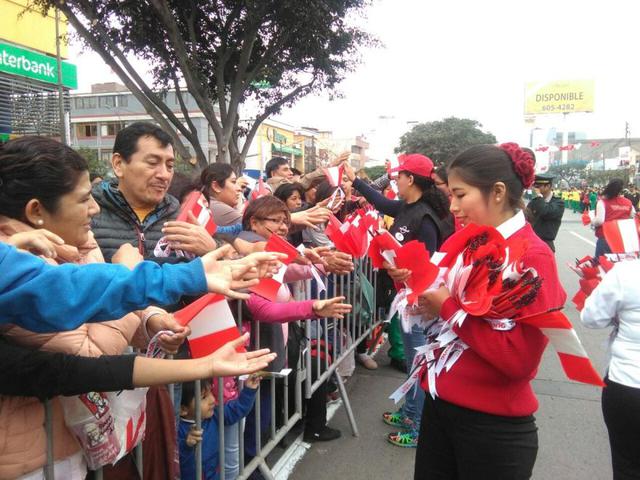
[
  {"xmin": 526, "ymin": 173, "xmax": 565, "ymax": 252},
  {"xmin": 91, "ymin": 122, "xmax": 182, "ymax": 262}
]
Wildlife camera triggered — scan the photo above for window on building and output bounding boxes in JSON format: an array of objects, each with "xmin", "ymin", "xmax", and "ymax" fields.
[
  {"xmin": 76, "ymin": 123, "xmax": 98, "ymax": 138},
  {"xmin": 100, "ymin": 151, "xmax": 112, "ymax": 162},
  {"xmin": 100, "ymin": 122, "xmax": 125, "ymax": 137},
  {"xmin": 75, "ymin": 97, "xmax": 97, "ymax": 109},
  {"xmin": 99, "ymin": 96, "xmax": 116, "ymax": 108},
  {"xmin": 351, "ymin": 145, "xmax": 362, "ymax": 154},
  {"xmin": 118, "ymin": 95, "xmax": 128, "ymax": 107}
]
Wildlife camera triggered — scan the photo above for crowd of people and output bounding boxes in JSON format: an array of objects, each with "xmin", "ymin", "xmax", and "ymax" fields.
[{"xmin": 1, "ymin": 121, "xmax": 638, "ymax": 480}]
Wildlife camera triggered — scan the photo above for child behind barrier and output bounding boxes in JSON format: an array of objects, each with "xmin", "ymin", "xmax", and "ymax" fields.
[{"xmin": 178, "ymin": 375, "xmax": 260, "ymax": 480}]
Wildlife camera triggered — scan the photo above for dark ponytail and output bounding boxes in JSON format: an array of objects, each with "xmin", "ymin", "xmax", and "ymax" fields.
[
  {"xmin": 0, "ymin": 136, "xmax": 87, "ymax": 221},
  {"xmin": 602, "ymin": 178, "xmax": 624, "ymax": 200},
  {"xmin": 199, "ymin": 163, "xmax": 234, "ymax": 201},
  {"xmin": 400, "ymin": 170, "xmax": 450, "ymax": 219}
]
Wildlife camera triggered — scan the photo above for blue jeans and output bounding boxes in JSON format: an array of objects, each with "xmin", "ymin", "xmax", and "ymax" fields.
[
  {"xmin": 399, "ymin": 324, "xmax": 426, "ymax": 430},
  {"xmin": 595, "ymin": 237, "xmax": 611, "ymax": 258},
  {"xmin": 224, "ymin": 423, "xmax": 240, "ymax": 479}
]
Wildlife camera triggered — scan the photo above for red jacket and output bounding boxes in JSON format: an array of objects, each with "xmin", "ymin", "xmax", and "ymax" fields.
[
  {"xmin": 421, "ymin": 222, "xmax": 567, "ymax": 417},
  {"xmin": 595, "ymin": 196, "xmax": 633, "ymax": 238}
]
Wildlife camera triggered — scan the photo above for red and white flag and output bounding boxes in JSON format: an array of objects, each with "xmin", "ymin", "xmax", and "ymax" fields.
[
  {"xmin": 602, "ymin": 218, "xmax": 640, "ymax": 253},
  {"xmin": 249, "ymin": 177, "xmax": 270, "ymax": 202},
  {"xmin": 324, "ymin": 165, "xmax": 344, "ymax": 187},
  {"xmin": 249, "ymin": 235, "xmax": 299, "ymax": 301},
  {"xmin": 174, "ymin": 294, "xmax": 242, "ymax": 358},
  {"xmin": 519, "ymin": 310, "xmax": 604, "ymax": 386},
  {"xmin": 177, "ymin": 191, "xmax": 217, "ymax": 235}
]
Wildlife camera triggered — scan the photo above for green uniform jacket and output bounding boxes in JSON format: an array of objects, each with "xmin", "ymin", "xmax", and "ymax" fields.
[{"xmin": 527, "ymin": 194, "xmax": 565, "ymax": 242}]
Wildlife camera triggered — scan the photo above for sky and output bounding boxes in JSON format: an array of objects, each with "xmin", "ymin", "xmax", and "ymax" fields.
[{"xmin": 69, "ymin": 0, "xmax": 640, "ymax": 163}]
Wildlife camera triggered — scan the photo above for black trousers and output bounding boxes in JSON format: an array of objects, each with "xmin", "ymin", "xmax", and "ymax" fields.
[
  {"xmin": 414, "ymin": 395, "xmax": 538, "ymax": 480},
  {"xmin": 602, "ymin": 377, "xmax": 640, "ymax": 480}
]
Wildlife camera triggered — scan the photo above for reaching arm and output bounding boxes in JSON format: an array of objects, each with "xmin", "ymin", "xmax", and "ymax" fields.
[
  {"xmin": 352, "ymin": 178, "xmax": 402, "ymax": 217},
  {"xmin": 0, "ymin": 242, "xmax": 208, "ymax": 330}
]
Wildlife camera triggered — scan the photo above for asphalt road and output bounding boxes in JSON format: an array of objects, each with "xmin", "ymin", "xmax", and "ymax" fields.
[{"xmin": 290, "ymin": 209, "xmax": 613, "ymax": 480}]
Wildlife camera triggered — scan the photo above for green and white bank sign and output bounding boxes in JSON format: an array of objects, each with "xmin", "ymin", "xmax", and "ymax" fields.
[{"xmin": 0, "ymin": 41, "xmax": 77, "ymax": 89}]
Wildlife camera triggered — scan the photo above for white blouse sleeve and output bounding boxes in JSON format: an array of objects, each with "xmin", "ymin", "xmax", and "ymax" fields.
[
  {"xmin": 580, "ymin": 264, "xmax": 624, "ymax": 329},
  {"xmin": 592, "ymin": 199, "xmax": 606, "ymax": 226}
]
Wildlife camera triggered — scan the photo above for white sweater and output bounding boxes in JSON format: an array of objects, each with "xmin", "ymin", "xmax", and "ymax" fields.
[{"xmin": 581, "ymin": 259, "xmax": 640, "ymax": 388}]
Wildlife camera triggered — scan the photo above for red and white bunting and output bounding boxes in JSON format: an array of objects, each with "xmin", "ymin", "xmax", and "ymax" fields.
[
  {"xmin": 174, "ymin": 293, "xmax": 241, "ymax": 358},
  {"xmin": 602, "ymin": 218, "xmax": 640, "ymax": 253},
  {"xmin": 324, "ymin": 165, "xmax": 344, "ymax": 187}
]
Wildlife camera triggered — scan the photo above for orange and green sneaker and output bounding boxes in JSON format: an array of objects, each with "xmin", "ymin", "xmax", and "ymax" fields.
[
  {"xmin": 387, "ymin": 429, "xmax": 419, "ymax": 448},
  {"xmin": 382, "ymin": 411, "xmax": 415, "ymax": 429}
]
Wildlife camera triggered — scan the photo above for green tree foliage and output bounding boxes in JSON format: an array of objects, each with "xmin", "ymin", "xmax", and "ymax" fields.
[
  {"xmin": 363, "ymin": 165, "xmax": 386, "ymax": 181},
  {"xmin": 396, "ymin": 117, "xmax": 497, "ymax": 164},
  {"xmin": 34, "ymin": 1, "xmax": 375, "ymax": 170}
]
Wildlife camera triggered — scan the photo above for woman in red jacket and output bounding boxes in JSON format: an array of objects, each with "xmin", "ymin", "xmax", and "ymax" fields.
[{"xmin": 415, "ymin": 143, "xmax": 567, "ymax": 480}]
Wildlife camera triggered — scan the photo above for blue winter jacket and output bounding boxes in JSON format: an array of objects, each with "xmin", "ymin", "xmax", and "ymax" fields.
[{"xmin": 0, "ymin": 242, "xmax": 207, "ymax": 331}]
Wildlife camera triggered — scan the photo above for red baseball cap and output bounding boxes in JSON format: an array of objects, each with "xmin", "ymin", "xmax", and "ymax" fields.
[{"xmin": 388, "ymin": 153, "xmax": 434, "ymax": 178}]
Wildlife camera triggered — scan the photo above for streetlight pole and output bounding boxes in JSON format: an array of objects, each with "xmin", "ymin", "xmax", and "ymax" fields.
[{"xmin": 55, "ymin": 8, "xmax": 67, "ymax": 144}]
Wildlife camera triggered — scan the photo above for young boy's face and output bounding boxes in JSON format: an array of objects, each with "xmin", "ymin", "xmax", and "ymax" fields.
[{"xmin": 184, "ymin": 386, "xmax": 216, "ymax": 420}]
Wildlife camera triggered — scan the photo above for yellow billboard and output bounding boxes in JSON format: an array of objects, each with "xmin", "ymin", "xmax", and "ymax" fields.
[
  {"xmin": 524, "ymin": 80, "xmax": 594, "ymax": 115},
  {"xmin": 0, "ymin": 0, "xmax": 68, "ymax": 58}
]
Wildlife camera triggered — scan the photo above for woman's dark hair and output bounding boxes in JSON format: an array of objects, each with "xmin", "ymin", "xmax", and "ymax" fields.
[
  {"xmin": 199, "ymin": 163, "xmax": 235, "ymax": 201},
  {"xmin": 274, "ymin": 182, "xmax": 304, "ymax": 205},
  {"xmin": 169, "ymin": 172, "xmax": 197, "ymax": 204},
  {"xmin": 315, "ymin": 180, "xmax": 338, "ymax": 204},
  {"xmin": 447, "ymin": 144, "xmax": 525, "ymax": 210},
  {"xmin": 0, "ymin": 136, "xmax": 88, "ymax": 221},
  {"xmin": 399, "ymin": 170, "xmax": 450, "ymax": 219},
  {"xmin": 180, "ymin": 379, "xmax": 212, "ymax": 408},
  {"xmin": 602, "ymin": 178, "xmax": 624, "ymax": 199},
  {"xmin": 434, "ymin": 164, "xmax": 448, "ymax": 183},
  {"xmin": 242, "ymin": 195, "xmax": 291, "ymax": 230}
]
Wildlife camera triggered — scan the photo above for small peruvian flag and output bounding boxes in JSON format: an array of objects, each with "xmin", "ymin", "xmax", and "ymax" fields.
[
  {"xmin": 174, "ymin": 294, "xmax": 242, "ymax": 358},
  {"xmin": 249, "ymin": 177, "xmax": 270, "ymax": 202},
  {"xmin": 178, "ymin": 191, "xmax": 216, "ymax": 235},
  {"xmin": 249, "ymin": 235, "xmax": 299, "ymax": 301},
  {"xmin": 602, "ymin": 218, "xmax": 640, "ymax": 253},
  {"xmin": 519, "ymin": 310, "xmax": 604, "ymax": 387},
  {"xmin": 324, "ymin": 165, "xmax": 344, "ymax": 187}
]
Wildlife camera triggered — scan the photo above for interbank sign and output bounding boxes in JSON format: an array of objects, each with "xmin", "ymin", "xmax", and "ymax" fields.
[{"xmin": 0, "ymin": 41, "xmax": 77, "ymax": 89}]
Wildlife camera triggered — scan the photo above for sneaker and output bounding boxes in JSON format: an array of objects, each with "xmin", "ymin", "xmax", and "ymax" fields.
[
  {"xmin": 303, "ymin": 426, "xmax": 342, "ymax": 442},
  {"xmin": 387, "ymin": 429, "xmax": 419, "ymax": 448},
  {"xmin": 382, "ymin": 411, "xmax": 415, "ymax": 429},
  {"xmin": 357, "ymin": 353, "xmax": 378, "ymax": 370}
]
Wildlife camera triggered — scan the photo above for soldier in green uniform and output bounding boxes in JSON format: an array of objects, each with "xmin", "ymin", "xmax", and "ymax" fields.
[{"xmin": 526, "ymin": 173, "xmax": 565, "ymax": 252}]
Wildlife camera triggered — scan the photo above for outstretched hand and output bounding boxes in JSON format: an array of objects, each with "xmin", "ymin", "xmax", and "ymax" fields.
[
  {"xmin": 312, "ymin": 296, "xmax": 352, "ymax": 319},
  {"xmin": 206, "ymin": 333, "xmax": 277, "ymax": 377},
  {"xmin": 7, "ymin": 229, "xmax": 64, "ymax": 258}
]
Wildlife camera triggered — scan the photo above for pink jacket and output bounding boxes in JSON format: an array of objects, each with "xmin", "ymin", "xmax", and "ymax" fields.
[{"xmin": 0, "ymin": 218, "xmax": 150, "ymax": 479}]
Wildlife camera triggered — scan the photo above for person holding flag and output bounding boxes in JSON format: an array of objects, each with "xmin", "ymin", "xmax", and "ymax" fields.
[
  {"xmin": 344, "ymin": 154, "xmax": 453, "ymax": 448},
  {"xmin": 414, "ymin": 143, "xmax": 567, "ymax": 479}
]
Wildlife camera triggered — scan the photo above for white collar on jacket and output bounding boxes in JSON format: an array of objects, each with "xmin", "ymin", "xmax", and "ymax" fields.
[{"xmin": 496, "ymin": 210, "xmax": 525, "ymax": 240}]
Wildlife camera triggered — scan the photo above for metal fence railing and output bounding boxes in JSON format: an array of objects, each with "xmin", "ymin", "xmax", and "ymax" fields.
[{"xmin": 42, "ymin": 257, "xmax": 380, "ymax": 480}]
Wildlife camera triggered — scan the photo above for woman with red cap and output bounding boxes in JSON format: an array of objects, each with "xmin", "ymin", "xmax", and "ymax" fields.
[{"xmin": 345, "ymin": 155, "xmax": 453, "ymax": 448}]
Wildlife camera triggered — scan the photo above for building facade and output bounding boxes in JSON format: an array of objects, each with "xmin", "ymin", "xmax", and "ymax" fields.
[
  {"xmin": 69, "ymin": 83, "xmax": 217, "ymax": 165},
  {"xmin": 0, "ymin": 0, "xmax": 77, "ymax": 141}
]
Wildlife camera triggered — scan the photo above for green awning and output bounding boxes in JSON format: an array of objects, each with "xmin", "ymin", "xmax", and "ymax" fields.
[{"xmin": 272, "ymin": 143, "xmax": 302, "ymax": 156}]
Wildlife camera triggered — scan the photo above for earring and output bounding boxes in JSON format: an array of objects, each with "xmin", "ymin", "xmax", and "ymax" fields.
[{"xmin": 36, "ymin": 219, "xmax": 44, "ymax": 226}]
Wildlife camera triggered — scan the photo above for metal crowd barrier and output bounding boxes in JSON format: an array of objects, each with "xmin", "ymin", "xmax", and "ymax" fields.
[{"xmin": 42, "ymin": 257, "xmax": 380, "ymax": 480}]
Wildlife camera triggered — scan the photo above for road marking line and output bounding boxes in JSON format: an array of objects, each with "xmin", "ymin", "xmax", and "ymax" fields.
[{"xmin": 570, "ymin": 231, "xmax": 596, "ymax": 247}]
